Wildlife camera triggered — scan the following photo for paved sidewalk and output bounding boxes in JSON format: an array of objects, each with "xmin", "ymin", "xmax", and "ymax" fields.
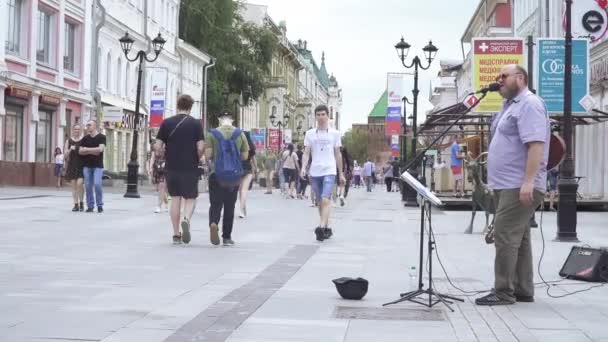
[{"xmin": 0, "ymin": 186, "xmax": 607, "ymax": 342}]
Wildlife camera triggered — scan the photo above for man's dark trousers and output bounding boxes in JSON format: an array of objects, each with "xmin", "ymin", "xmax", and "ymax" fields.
[{"xmin": 208, "ymin": 174, "xmax": 239, "ymax": 239}]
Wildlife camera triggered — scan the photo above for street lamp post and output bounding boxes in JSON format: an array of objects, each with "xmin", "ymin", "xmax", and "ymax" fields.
[
  {"xmin": 556, "ymin": 0, "xmax": 579, "ymax": 241},
  {"xmin": 401, "ymin": 95, "xmax": 413, "ymax": 164},
  {"xmin": 119, "ymin": 32, "xmax": 166, "ymax": 198},
  {"xmin": 394, "ymin": 37, "xmax": 438, "ymax": 206},
  {"xmin": 269, "ymin": 111, "xmax": 290, "ymax": 151}
]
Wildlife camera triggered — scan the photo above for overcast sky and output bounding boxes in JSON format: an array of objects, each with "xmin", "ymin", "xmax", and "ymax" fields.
[{"xmin": 247, "ymin": 0, "xmax": 480, "ymax": 130}]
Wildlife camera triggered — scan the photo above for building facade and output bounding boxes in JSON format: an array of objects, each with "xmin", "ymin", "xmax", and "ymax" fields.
[{"xmin": 1, "ymin": 0, "xmax": 93, "ymax": 185}]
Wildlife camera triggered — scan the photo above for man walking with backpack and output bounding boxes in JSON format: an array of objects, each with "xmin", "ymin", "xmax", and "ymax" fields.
[
  {"xmin": 301, "ymin": 105, "xmax": 345, "ymax": 242},
  {"xmin": 156, "ymin": 95, "xmax": 205, "ymax": 245},
  {"xmin": 205, "ymin": 111, "xmax": 249, "ymax": 246}
]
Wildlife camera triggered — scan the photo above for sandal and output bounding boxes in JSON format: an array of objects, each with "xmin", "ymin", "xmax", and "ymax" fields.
[
  {"xmin": 475, "ymin": 292, "xmax": 514, "ymax": 306},
  {"xmin": 172, "ymin": 234, "xmax": 182, "ymax": 245}
]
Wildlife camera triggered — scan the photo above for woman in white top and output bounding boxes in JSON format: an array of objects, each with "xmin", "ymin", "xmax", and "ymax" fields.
[
  {"xmin": 54, "ymin": 147, "xmax": 65, "ymax": 188},
  {"xmin": 281, "ymin": 143, "xmax": 300, "ymax": 198}
]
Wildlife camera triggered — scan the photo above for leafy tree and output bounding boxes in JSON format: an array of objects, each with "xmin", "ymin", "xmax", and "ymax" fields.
[
  {"xmin": 342, "ymin": 129, "xmax": 369, "ymax": 165},
  {"xmin": 179, "ymin": 0, "xmax": 278, "ymax": 126}
]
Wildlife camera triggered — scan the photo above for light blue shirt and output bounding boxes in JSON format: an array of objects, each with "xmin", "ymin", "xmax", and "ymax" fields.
[
  {"xmin": 487, "ymin": 89, "xmax": 550, "ymax": 191},
  {"xmin": 362, "ymin": 162, "xmax": 373, "ymax": 177}
]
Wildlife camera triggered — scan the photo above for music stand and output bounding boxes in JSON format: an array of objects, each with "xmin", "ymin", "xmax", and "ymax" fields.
[{"xmin": 383, "ymin": 171, "xmax": 463, "ymax": 312}]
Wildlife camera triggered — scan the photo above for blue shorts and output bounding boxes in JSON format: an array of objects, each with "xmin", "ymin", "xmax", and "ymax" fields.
[{"xmin": 310, "ymin": 175, "xmax": 336, "ymax": 202}]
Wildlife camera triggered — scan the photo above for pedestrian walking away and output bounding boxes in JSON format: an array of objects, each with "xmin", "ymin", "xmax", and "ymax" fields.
[
  {"xmin": 383, "ymin": 162, "xmax": 394, "ymax": 192},
  {"xmin": 352, "ymin": 161, "xmax": 362, "ymax": 188},
  {"xmin": 282, "ymin": 144, "xmax": 299, "ymax": 199},
  {"xmin": 206, "ymin": 110, "xmax": 249, "ymax": 246},
  {"xmin": 155, "ymin": 94, "xmax": 205, "ymax": 245},
  {"xmin": 362, "ymin": 158, "xmax": 374, "ymax": 192},
  {"xmin": 475, "ymin": 65, "xmax": 550, "ymax": 306},
  {"xmin": 301, "ymin": 104, "xmax": 345, "ymax": 242},
  {"xmin": 149, "ymin": 145, "xmax": 168, "ymax": 213},
  {"xmin": 79, "ymin": 120, "xmax": 106, "ymax": 213},
  {"xmin": 238, "ymin": 131, "xmax": 257, "ymax": 218},
  {"xmin": 264, "ymin": 151, "xmax": 277, "ymax": 194},
  {"xmin": 64, "ymin": 124, "xmax": 84, "ymax": 212}
]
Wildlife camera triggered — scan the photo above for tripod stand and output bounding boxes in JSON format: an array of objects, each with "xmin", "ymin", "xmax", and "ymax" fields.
[{"xmin": 383, "ymin": 198, "xmax": 463, "ymax": 311}]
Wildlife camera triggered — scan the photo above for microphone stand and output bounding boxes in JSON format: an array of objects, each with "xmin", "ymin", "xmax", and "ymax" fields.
[
  {"xmin": 402, "ymin": 91, "xmax": 490, "ymax": 174},
  {"xmin": 383, "ymin": 91, "xmax": 489, "ymax": 311}
]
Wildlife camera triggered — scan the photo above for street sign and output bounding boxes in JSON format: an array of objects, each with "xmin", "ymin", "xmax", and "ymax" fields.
[
  {"xmin": 102, "ymin": 106, "xmax": 123, "ymax": 123},
  {"xmin": 568, "ymin": 0, "xmax": 608, "ymax": 46},
  {"xmin": 471, "ymin": 38, "xmax": 524, "ymax": 112},
  {"xmin": 537, "ymin": 39, "xmax": 590, "ymax": 114}
]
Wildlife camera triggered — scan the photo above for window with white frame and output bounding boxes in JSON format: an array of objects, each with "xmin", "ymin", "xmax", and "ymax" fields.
[
  {"xmin": 117, "ymin": 58, "xmax": 122, "ymax": 97},
  {"xmin": 36, "ymin": 8, "xmax": 52, "ymax": 65},
  {"xmin": 106, "ymin": 52, "xmax": 112, "ymax": 91},
  {"xmin": 125, "ymin": 63, "xmax": 131, "ymax": 99},
  {"xmin": 6, "ymin": 0, "xmax": 23, "ymax": 55},
  {"xmin": 64, "ymin": 21, "xmax": 77, "ymax": 73}
]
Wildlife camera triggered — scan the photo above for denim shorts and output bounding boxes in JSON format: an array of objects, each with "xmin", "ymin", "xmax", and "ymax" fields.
[{"xmin": 310, "ymin": 175, "xmax": 336, "ymax": 202}]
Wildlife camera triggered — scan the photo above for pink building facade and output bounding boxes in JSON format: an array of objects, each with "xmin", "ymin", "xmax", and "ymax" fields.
[{"xmin": 0, "ymin": 0, "xmax": 92, "ymax": 185}]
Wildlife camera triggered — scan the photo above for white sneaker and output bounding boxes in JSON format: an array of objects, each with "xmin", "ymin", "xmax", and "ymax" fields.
[
  {"xmin": 154, "ymin": 207, "xmax": 161, "ymax": 213},
  {"xmin": 339, "ymin": 196, "xmax": 345, "ymax": 207},
  {"xmin": 239, "ymin": 210, "xmax": 245, "ymax": 218}
]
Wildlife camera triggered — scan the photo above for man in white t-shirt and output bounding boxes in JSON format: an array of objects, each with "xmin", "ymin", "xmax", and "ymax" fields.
[{"xmin": 301, "ymin": 105, "xmax": 345, "ymax": 242}]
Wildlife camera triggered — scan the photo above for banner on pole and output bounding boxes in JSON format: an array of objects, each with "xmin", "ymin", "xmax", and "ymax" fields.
[
  {"xmin": 472, "ymin": 38, "xmax": 524, "ymax": 112},
  {"xmin": 386, "ymin": 73, "xmax": 404, "ymax": 136},
  {"xmin": 149, "ymin": 68, "xmax": 168, "ymax": 128},
  {"xmin": 537, "ymin": 38, "xmax": 590, "ymax": 114},
  {"xmin": 268, "ymin": 128, "xmax": 281, "ymax": 151},
  {"xmin": 251, "ymin": 128, "xmax": 266, "ymax": 150}
]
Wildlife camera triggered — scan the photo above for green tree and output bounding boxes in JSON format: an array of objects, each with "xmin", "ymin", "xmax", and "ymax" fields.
[
  {"xmin": 342, "ymin": 129, "xmax": 368, "ymax": 165},
  {"xmin": 179, "ymin": 0, "xmax": 278, "ymax": 125}
]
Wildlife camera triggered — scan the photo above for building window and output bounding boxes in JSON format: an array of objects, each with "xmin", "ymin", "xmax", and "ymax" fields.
[
  {"xmin": 65, "ymin": 109, "xmax": 73, "ymax": 139},
  {"xmin": 3, "ymin": 105, "xmax": 24, "ymax": 161},
  {"xmin": 106, "ymin": 52, "xmax": 112, "ymax": 91},
  {"xmin": 64, "ymin": 22, "xmax": 76, "ymax": 73},
  {"xmin": 6, "ymin": 0, "xmax": 22, "ymax": 55},
  {"xmin": 35, "ymin": 111, "xmax": 53, "ymax": 163},
  {"xmin": 36, "ymin": 9, "xmax": 52, "ymax": 64},
  {"xmin": 117, "ymin": 58, "xmax": 122, "ymax": 97}
]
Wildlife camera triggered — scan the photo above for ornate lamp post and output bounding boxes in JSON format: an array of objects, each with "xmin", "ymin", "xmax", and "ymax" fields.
[
  {"xmin": 269, "ymin": 111, "xmax": 290, "ymax": 151},
  {"xmin": 119, "ymin": 32, "xmax": 166, "ymax": 198},
  {"xmin": 394, "ymin": 37, "xmax": 438, "ymax": 206},
  {"xmin": 401, "ymin": 95, "xmax": 413, "ymax": 164}
]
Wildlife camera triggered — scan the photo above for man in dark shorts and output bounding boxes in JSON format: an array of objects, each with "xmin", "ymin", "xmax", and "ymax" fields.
[{"xmin": 156, "ymin": 94, "xmax": 205, "ymax": 245}]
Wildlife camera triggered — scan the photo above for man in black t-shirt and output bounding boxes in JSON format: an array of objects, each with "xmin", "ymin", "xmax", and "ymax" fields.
[
  {"xmin": 79, "ymin": 120, "xmax": 106, "ymax": 213},
  {"xmin": 156, "ymin": 94, "xmax": 205, "ymax": 245}
]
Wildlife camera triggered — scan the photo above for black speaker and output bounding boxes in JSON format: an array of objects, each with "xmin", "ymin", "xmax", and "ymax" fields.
[{"xmin": 559, "ymin": 246, "xmax": 608, "ymax": 282}]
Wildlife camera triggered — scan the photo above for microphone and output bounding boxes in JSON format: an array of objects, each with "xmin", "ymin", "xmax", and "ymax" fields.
[{"xmin": 474, "ymin": 82, "xmax": 501, "ymax": 94}]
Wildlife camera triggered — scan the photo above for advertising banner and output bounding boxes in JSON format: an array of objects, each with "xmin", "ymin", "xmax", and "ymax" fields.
[
  {"xmin": 149, "ymin": 68, "xmax": 168, "ymax": 128},
  {"xmin": 567, "ymin": 0, "xmax": 608, "ymax": 47},
  {"xmin": 391, "ymin": 134, "xmax": 399, "ymax": 157},
  {"xmin": 537, "ymin": 38, "xmax": 589, "ymax": 114},
  {"xmin": 386, "ymin": 73, "xmax": 404, "ymax": 136},
  {"xmin": 268, "ymin": 128, "xmax": 281, "ymax": 151},
  {"xmin": 472, "ymin": 38, "xmax": 524, "ymax": 112},
  {"xmin": 251, "ymin": 128, "xmax": 266, "ymax": 150},
  {"xmin": 283, "ymin": 129, "xmax": 292, "ymax": 144}
]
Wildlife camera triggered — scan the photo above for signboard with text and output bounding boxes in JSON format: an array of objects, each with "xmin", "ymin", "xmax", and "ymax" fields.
[
  {"xmin": 386, "ymin": 73, "xmax": 404, "ymax": 136},
  {"xmin": 472, "ymin": 38, "xmax": 524, "ymax": 112},
  {"xmin": 268, "ymin": 128, "xmax": 281, "ymax": 151},
  {"xmin": 149, "ymin": 67, "xmax": 168, "ymax": 128},
  {"xmin": 537, "ymin": 38, "xmax": 589, "ymax": 114},
  {"xmin": 251, "ymin": 128, "xmax": 266, "ymax": 150}
]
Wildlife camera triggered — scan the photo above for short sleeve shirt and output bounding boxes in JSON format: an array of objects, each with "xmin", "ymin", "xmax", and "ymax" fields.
[
  {"xmin": 80, "ymin": 133, "xmax": 106, "ymax": 168},
  {"xmin": 303, "ymin": 128, "xmax": 341, "ymax": 177},
  {"xmin": 156, "ymin": 114, "xmax": 204, "ymax": 172},
  {"xmin": 206, "ymin": 125, "xmax": 249, "ymax": 174},
  {"xmin": 487, "ymin": 90, "xmax": 550, "ymax": 191}
]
